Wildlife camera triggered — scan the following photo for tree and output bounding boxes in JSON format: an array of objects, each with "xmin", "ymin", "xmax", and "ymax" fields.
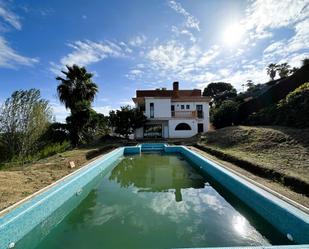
[
  {"xmin": 277, "ymin": 63, "xmax": 291, "ymax": 78},
  {"xmin": 266, "ymin": 63, "xmax": 277, "ymax": 80},
  {"xmin": 276, "ymin": 82, "xmax": 309, "ymax": 127},
  {"xmin": 290, "ymin": 67, "xmax": 299, "ymax": 74},
  {"xmin": 302, "ymin": 58, "xmax": 309, "ymax": 67},
  {"xmin": 203, "ymin": 82, "xmax": 237, "ymax": 107},
  {"xmin": 0, "ymin": 89, "xmax": 52, "ymax": 162},
  {"xmin": 83, "ymin": 111, "xmax": 109, "ymax": 142},
  {"xmin": 56, "ymin": 65, "xmax": 98, "ymax": 146},
  {"xmin": 109, "ymin": 106, "xmax": 146, "ymax": 138},
  {"xmin": 57, "ymin": 64, "xmax": 98, "ymax": 112},
  {"xmin": 211, "ymin": 100, "xmax": 239, "ymax": 129},
  {"xmin": 203, "ymin": 82, "xmax": 234, "ymax": 96},
  {"xmin": 245, "ymin": 80, "xmax": 255, "ymax": 91}
]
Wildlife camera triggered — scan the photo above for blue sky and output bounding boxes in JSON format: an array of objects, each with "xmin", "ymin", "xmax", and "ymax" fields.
[{"xmin": 0, "ymin": 0, "xmax": 308, "ymax": 121}]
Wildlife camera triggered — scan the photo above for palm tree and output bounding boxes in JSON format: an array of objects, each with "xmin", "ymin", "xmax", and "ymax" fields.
[
  {"xmin": 56, "ymin": 64, "xmax": 98, "ymax": 113},
  {"xmin": 266, "ymin": 63, "xmax": 277, "ymax": 80},
  {"xmin": 56, "ymin": 64, "xmax": 98, "ymax": 146},
  {"xmin": 277, "ymin": 63, "xmax": 291, "ymax": 78}
]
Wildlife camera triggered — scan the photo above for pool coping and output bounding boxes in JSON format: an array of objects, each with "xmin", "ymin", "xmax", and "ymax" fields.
[
  {"xmin": 0, "ymin": 144, "xmax": 308, "ymax": 249},
  {"xmin": 188, "ymin": 146, "xmax": 309, "ymax": 215}
]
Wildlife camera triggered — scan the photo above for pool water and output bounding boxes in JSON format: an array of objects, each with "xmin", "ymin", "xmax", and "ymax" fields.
[{"xmin": 21, "ymin": 153, "xmax": 291, "ymax": 249}]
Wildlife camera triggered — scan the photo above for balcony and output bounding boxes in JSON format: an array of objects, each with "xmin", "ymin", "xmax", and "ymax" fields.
[{"xmin": 171, "ymin": 111, "xmax": 197, "ymax": 118}]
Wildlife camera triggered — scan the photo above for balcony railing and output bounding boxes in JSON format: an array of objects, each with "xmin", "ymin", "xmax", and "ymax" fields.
[{"xmin": 171, "ymin": 111, "xmax": 197, "ymax": 118}]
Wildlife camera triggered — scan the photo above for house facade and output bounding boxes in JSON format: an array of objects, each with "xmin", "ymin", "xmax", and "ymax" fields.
[{"xmin": 133, "ymin": 82, "xmax": 210, "ymax": 139}]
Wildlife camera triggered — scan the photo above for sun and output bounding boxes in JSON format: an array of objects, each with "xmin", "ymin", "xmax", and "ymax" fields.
[{"xmin": 222, "ymin": 23, "xmax": 244, "ymax": 47}]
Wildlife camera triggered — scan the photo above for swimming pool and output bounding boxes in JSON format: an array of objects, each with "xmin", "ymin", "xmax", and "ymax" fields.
[{"xmin": 0, "ymin": 144, "xmax": 308, "ymax": 249}]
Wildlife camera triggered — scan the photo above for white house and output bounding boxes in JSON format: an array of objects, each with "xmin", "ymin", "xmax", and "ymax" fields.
[{"xmin": 133, "ymin": 82, "xmax": 210, "ymax": 138}]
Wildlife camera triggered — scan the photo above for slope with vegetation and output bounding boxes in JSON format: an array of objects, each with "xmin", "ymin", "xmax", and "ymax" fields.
[
  {"xmin": 197, "ymin": 126, "xmax": 309, "ymax": 195},
  {"xmin": 204, "ymin": 58, "xmax": 309, "ymax": 129}
]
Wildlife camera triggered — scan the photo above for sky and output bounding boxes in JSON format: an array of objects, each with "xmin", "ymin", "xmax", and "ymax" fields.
[{"xmin": 0, "ymin": 0, "xmax": 308, "ymax": 121}]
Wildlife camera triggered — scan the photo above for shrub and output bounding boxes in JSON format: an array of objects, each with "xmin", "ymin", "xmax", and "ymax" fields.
[
  {"xmin": 212, "ymin": 100, "xmax": 240, "ymax": 128},
  {"xmin": 36, "ymin": 141, "xmax": 71, "ymax": 159},
  {"xmin": 248, "ymin": 82, "xmax": 309, "ymax": 128},
  {"xmin": 276, "ymin": 82, "xmax": 309, "ymax": 127}
]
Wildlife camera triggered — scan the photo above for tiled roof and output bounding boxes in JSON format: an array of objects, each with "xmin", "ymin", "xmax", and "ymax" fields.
[{"xmin": 136, "ymin": 89, "xmax": 201, "ymax": 98}]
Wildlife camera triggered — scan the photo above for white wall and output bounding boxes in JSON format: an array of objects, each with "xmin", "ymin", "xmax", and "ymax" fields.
[
  {"xmin": 168, "ymin": 119, "xmax": 198, "ymax": 138},
  {"xmin": 172, "ymin": 101, "xmax": 209, "ymax": 132},
  {"xmin": 145, "ymin": 98, "xmax": 171, "ymax": 118}
]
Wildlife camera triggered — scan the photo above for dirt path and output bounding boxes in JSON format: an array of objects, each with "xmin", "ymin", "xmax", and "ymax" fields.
[{"xmin": 189, "ymin": 146, "xmax": 309, "ymax": 210}]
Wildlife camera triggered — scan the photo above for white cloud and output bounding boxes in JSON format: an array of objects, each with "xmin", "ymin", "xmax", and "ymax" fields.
[
  {"xmin": 218, "ymin": 68, "xmax": 231, "ymax": 77},
  {"xmin": 50, "ymin": 102, "xmax": 70, "ymax": 122},
  {"xmin": 0, "ymin": 3, "xmax": 40, "ymax": 68},
  {"xmin": 242, "ymin": 0, "xmax": 309, "ymax": 40},
  {"xmin": 171, "ymin": 26, "xmax": 196, "ymax": 42},
  {"xmin": 119, "ymin": 99, "xmax": 134, "ymax": 106},
  {"xmin": 61, "ymin": 40, "xmax": 124, "ymax": 67},
  {"xmin": 50, "ymin": 40, "xmax": 129, "ymax": 73},
  {"xmin": 168, "ymin": 0, "xmax": 200, "ymax": 31},
  {"xmin": 93, "ymin": 105, "xmax": 113, "ymax": 116},
  {"xmin": 0, "ymin": 5, "xmax": 21, "ymax": 30},
  {"xmin": 126, "ymin": 69, "xmax": 143, "ymax": 80},
  {"xmin": 196, "ymin": 47, "xmax": 220, "ymax": 67},
  {"xmin": 147, "ymin": 41, "xmax": 186, "ymax": 70},
  {"xmin": 263, "ymin": 19, "xmax": 309, "ymax": 63},
  {"xmin": 129, "ymin": 35, "xmax": 147, "ymax": 47},
  {"xmin": 0, "ymin": 37, "xmax": 38, "ymax": 68},
  {"xmin": 287, "ymin": 18, "xmax": 309, "ymax": 53},
  {"xmin": 142, "ymin": 41, "xmax": 221, "ymax": 84}
]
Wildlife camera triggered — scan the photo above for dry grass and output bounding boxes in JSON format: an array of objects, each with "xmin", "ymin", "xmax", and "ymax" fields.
[
  {"xmin": 200, "ymin": 126, "xmax": 309, "ymax": 184},
  {"xmin": 0, "ymin": 143, "xmax": 120, "ymax": 211}
]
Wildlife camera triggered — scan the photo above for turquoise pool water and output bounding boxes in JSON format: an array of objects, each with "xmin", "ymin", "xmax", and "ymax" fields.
[{"xmin": 16, "ymin": 153, "xmax": 292, "ymax": 249}]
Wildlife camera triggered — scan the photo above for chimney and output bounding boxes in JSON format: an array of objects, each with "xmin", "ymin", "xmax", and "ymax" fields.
[
  {"xmin": 173, "ymin": 81, "xmax": 179, "ymax": 91},
  {"xmin": 172, "ymin": 81, "xmax": 179, "ymax": 98}
]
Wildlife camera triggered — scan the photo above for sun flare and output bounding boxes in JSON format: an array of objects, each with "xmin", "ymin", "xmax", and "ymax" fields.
[{"xmin": 222, "ymin": 23, "xmax": 244, "ymax": 47}]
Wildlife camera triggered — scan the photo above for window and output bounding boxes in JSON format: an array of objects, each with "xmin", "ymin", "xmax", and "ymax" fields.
[
  {"xmin": 171, "ymin": 105, "xmax": 175, "ymax": 117},
  {"xmin": 175, "ymin": 123, "xmax": 191, "ymax": 130},
  {"xmin": 186, "ymin": 104, "xmax": 190, "ymax": 109},
  {"xmin": 150, "ymin": 103, "xmax": 154, "ymax": 118},
  {"xmin": 144, "ymin": 124, "xmax": 162, "ymax": 138},
  {"xmin": 196, "ymin": 104, "xmax": 203, "ymax": 118},
  {"xmin": 181, "ymin": 105, "xmax": 185, "ymax": 110}
]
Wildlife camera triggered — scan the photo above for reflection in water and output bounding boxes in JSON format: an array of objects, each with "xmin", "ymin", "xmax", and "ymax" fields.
[
  {"xmin": 233, "ymin": 215, "xmax": 247, "ymax": 236},
  {"xmin": 109, "ymin": 153, "xmax": 205, "ymax": 202},
  {"xmin": 24, "ymin": 153, "xmax": 292, "ymax": 249}
]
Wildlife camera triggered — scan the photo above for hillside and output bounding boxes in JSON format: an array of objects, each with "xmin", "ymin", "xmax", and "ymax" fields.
[
  {"xmin": 239, "ymin": 64, "xmax": 309, "ymax": 122},
  {"xmin": 198, "ymin": 126, "xmax": 309, "ymax": 188}
]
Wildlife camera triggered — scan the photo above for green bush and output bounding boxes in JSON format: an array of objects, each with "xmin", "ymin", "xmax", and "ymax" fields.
[
  {"xmin": 248, "ymin": 82, "xmax": 309, "ymax": 128},
  {"xmin": 276, "ymin": 82, "xmax": 309, "ymax": 127},
  {"xmin": 212, "ymin": 100, "xmax": 240, "ymax": 128},
  {"xmin": 36, "ymin": 141, "xmax": 71, "ymax": 159}
]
